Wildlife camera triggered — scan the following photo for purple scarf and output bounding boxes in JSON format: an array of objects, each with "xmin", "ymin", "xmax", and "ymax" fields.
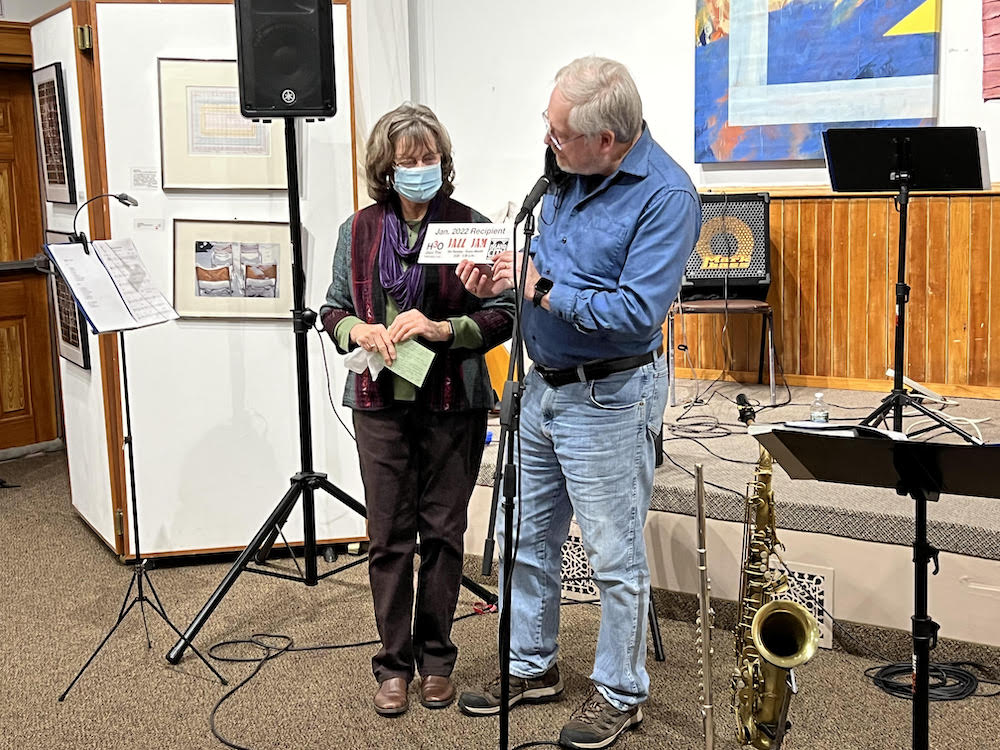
[{"xmin": 378, "ymin": 197, "xmax": 440, "ymax": 310}]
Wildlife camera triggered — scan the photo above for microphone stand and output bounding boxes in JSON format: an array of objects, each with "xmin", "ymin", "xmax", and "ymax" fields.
[{"xmin": 492, "ymin": 211, "xmax": 535, "ymax": 750}]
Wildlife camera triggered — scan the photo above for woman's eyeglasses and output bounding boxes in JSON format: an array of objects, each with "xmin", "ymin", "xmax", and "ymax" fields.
[{"xmin": 393, "ymin": 152, "xmax": 441, "ymax": 169}]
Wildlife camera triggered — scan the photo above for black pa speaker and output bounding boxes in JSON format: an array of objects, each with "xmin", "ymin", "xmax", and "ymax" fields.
[
  {"xmin": 234, "ymin": 0, "xmax": 337, "ymax": 118},
  {"xmin": 680, "ymin": 192, "xmax": 770, "ymax": 301}
]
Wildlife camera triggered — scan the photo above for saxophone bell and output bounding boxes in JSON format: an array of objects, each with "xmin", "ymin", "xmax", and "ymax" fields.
[{"xmin": 752, "ymin": 599, "xmax": 820, "ymax": 671}]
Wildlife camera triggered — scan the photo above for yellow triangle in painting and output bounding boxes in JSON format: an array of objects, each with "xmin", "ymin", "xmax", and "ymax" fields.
[{"xmin": 884, "ymin": 0, "xmax": 939, "ymax": 36}]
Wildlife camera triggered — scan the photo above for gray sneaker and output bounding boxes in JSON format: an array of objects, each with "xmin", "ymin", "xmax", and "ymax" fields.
[
  {"xmin": 457, "ymin": 663, "xmax": 564, "ymax": 716},
  {"xmin": 558, "ymin": 687, "xmax": 643, "ymax": 749}
]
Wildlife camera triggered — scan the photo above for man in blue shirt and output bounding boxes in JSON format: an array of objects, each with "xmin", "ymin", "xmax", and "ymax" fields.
[{"xmin": 457, "ymin": 56, "xmax": 701, "ymax": 750}]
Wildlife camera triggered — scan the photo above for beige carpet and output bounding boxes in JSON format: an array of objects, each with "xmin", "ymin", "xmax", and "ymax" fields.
[{"xmin": 1, "ymin": 450, "xmax": 997, "ymax": 749}]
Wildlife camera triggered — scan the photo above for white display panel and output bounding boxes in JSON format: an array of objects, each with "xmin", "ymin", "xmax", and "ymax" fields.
[
  {"xmin": 93, "ymin": 2, "xmax": 363, "ymax": 555},
  {"xmin": 32, "ymin": 10, "xmax": 115, "ymax": 548}
]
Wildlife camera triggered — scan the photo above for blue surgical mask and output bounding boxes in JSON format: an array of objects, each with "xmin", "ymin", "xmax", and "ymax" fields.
[{"xmin": 393, "ymin": 163, "xmax": 442, "ymax": 203}]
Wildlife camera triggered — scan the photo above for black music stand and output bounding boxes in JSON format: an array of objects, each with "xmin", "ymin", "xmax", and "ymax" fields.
[
  {"xmin": 752, "ymin": 425, "xmax": 1000, "ymax": 750},
  {"xmin": 822, "ymin": 127, "xmax": 990, "ymax": 442}
]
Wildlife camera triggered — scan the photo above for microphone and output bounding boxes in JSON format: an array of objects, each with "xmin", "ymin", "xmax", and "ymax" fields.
[
  {"xmin": 513, "ymin": 175, "xmax": 551, "ymax": 224},
  {"xmin": 736, "ymin": 393, "xmax": 756, "ymax": 426}
]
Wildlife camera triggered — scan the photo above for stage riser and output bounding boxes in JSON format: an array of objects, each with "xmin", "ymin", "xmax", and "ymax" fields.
[{"xmin": 466, "ymin": 486, "xmax": 1000, "ymax": 649}]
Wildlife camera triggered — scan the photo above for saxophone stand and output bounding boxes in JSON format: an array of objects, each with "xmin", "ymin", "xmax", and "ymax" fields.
[
  {"xmin": 822, "ymin": 127, "xmax": 988, "ymax": 443},
  {"xmin": 753, "ymin": 427, "xmax": 1000, "ymax": 750},
  {"xmin": 60, "ymin": 331, "xmax": 226, "ymax": 700}
]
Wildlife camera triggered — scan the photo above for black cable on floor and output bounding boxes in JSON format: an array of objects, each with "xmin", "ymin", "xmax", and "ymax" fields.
[
  {"xmin": 202, "ymin": 594, "xmax": 606, "ymax": 749},
  {"xmin": 865, "ymin": 661, "xmax": 1000, "ymax": 701}
]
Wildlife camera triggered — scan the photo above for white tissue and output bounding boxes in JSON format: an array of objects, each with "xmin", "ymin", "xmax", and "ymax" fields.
[{"xmin": 344, "ymin": 347, "xmax": 385, "ymax": 379}]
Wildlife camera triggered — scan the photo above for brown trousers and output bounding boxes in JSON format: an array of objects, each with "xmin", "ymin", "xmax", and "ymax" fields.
[{"xmin": 353, "ymin": 405, "xmax": 487, "ymax": 683}]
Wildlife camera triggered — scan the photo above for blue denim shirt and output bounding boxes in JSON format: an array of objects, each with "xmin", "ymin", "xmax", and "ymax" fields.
[{"xmin": 523, "ymin": 125, "xmax": 701, "ymax": 369}]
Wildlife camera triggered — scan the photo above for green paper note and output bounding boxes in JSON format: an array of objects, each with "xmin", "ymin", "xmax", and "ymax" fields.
[{"xmin": 385, "ymin": 338, "xmax": 436, "ymax": 388}]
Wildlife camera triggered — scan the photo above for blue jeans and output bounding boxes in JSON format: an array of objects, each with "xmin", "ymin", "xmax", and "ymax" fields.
[{"xmin": 497, "ymin": 356, "xmax": 668, "ymax": 709}]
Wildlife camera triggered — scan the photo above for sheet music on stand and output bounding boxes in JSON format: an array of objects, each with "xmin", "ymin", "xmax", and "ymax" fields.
[{"xmin": 45, "ymin": 239, "xmax": 177, "ymax": 333}]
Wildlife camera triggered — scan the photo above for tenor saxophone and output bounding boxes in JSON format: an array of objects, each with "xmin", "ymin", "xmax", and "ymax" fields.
[{"xmin": 731, "ymin": 395, "xmax": 820, "ymax": 749}]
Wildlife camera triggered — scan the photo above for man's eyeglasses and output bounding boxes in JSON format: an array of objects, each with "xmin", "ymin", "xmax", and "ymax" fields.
[
  {"xmin": 542, "ymin": 111, "xmax": 585, "ymax": 151},
  {"xmin": 394, "ymin": 152, "xmax": 442, "ymax": 169}
]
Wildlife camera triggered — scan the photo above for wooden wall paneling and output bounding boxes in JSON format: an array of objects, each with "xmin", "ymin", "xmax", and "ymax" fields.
[
  {"xmin": 0, "ymin": 161, "xmax": 13, "ymax": 263},
  {"xmin": 777, "ymin": 199, "xmax": 799, "ymax": 374},
  {"xmin": 0, "ymin": 23, "xmax": 33, "ymax": 66},
  {"xmin": 904, "ymin": 198, "xmax": 928, "ymax": 382},
  {"xmin": 865, "ymin": 198, "xmax": 889, "ymax": 380},
  {"xmin": 924, "ymin": 197, "xmax": 950, "ymax": 384},
  {"xmin": 0, "ymin": 274, "xmax": 57, "ymax": 447},
  {"xmin": 989, "ymin": 198, "xmax": 1000, "ymax": 386},
  {"xmin": 885, "ymin": 198, "xmax": 901, "ymax": 384},
  {"xmin": 813, "ymin": 199, "xmax": 833, "ymax": 376},
  {"xmin": 727, "ymin": 299, "xmax": 751, "ymax": 373},
  {"xmin": 674, "ymin": 306, "xmax": 699, "ymax": 377},
  {"xmin": 677, "ymin": 193, "xmax": 997, "ymax": 396},
  {"xmin": 846, "ymin": 199, "xmax": 869, "ymax": 379},
  {"xmin": 830, "ymin": 199, "xmax": 850, "ymax": 378},
  {"xmin": 798, "ymin": 199, "xmax": 817, "ymax": 375},
  {"xmin": 947, "ymin": 198, "xmax": 972, "ymax": 385},
  {"xmin": 696, "ymin": 299, "xmax": 718, "ymax": 371},
  {"xmin": 968, "ymin": 198, "xmax": 991, "ymax": 386}
]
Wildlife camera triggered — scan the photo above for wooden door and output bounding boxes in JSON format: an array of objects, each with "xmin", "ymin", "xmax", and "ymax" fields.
[{"xmin": 0, "ymin": 65, "xmax": 57, "ymax": 450}]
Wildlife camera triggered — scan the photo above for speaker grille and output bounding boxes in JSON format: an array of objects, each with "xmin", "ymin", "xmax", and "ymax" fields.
[
  {"xmin": 234, "ymin": 0, "xmax": 336, "ymax": 118},
  {"xmin": 681, "ymin": 193, "xmax": 770, "ymax": 299}
]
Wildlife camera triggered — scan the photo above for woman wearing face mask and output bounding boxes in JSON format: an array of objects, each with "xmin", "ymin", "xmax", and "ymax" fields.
[{"xmin": 320, "ymin": 103, "xmax": 514, "ymax": 717}]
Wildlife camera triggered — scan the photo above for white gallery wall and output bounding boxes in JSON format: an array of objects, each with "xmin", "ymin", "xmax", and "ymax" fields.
[
  {"xmin": 405, "ymin": 0, "xmax": 1000, "ymax": 215},
  {"xmin": 95, "ymin": 2, "xmax": 362, "ymax": 555},
  {"xmin": 33, "ymin": 3, "xmax": 365, "ymax": 555},
  {"xmin": 31, "ymin": 11, "xmax": 114, "ymax": 545}
]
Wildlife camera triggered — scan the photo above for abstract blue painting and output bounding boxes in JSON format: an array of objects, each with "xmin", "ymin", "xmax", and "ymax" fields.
[{"xmin": 695, "ymin": 0, "xmax": 940, "ymax": 163}]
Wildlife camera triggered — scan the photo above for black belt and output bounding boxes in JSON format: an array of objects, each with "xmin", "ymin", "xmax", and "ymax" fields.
[{"xmin": 535, "ymin": 346, "xmax": 663, "ymax": 387}]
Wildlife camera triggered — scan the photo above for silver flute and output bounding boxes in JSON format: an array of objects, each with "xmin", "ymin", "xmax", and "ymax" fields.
[{"xmin": 695, "ymin": 463, "xmax": 715, "ymax": 750}]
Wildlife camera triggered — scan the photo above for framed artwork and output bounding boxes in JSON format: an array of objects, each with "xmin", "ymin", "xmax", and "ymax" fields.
[
  {"xmin": 46, "ymin": 230, "xmax": 91, "ymax": 369},
  {"xmin": 158, "ymin": 58, "xmax": 287, "ymax": 189},
  {"xmin": 173, "ymin": 219, "xmax": 292, "ymax": 319},
  {"xmin": 694, "ymin": 0, "xmax": 939, "ymax": 162},
  {"xmin": 32, "ymin": 62, "xmax": 77, "ymax": 204}
]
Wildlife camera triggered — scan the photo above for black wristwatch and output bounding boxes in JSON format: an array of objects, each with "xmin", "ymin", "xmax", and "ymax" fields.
[{"xmin": 532, "ymin": 277, "xmax": 553, "ymax": 307}]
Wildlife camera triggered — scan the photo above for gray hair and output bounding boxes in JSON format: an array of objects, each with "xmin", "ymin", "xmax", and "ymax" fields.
[
  {"xmin": 365, "ymin": 102, "xmax": 455, "ymax": 203},
  {"xmin": 554, "ymin": 56, "xmax": 643, "ymax": 143}
]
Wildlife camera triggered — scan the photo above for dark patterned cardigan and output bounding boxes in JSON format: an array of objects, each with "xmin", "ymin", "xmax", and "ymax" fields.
[{"xmin": 319, "ymin": 197, "xmax": 515, "ymax": 411}]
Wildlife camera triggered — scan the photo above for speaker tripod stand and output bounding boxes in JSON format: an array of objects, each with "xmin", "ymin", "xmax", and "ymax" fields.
[{"xmin": 166, "ymin": 117, "xmax": 494, "ymax": 665}]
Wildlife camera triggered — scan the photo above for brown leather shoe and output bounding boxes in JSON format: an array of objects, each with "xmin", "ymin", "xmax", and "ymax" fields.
[
  {"xmin": 373, "ymin": 677, "xmax": 409, "ymax": 716},
  {"xmin": 420, "ymin": 675, "xmax": 456, "ymax": 709}
]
